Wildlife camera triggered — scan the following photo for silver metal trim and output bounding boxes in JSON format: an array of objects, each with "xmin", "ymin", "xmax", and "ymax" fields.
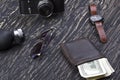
[
  {"xmin": 90, "ymin": 15, "xmax": 103, "ymax": 22},
  {"xmin": 14, "ymin": 29, "xmax": 24, "ymax": 38}
]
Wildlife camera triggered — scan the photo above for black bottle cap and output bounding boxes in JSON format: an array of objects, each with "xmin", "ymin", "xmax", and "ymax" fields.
[{"xmin": 37, "ymin": 1, "xmax": 54, "ymax": 17}]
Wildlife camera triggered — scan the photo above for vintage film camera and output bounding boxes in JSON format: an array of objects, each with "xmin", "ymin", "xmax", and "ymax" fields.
[{"xmin": 19, "ymin": 0, "xmax": 64, "ymax": 17}]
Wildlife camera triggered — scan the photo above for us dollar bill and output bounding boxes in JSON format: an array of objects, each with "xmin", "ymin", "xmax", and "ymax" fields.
[
  {"xmin": 98, "ymin": 58, "xmax": 114, "ymax": 77},
  {"xmin": 77, "ymin": 58, "xmax": 114, "ymax": 80},
  {"xmin": 78, "ymin": 59, "xmax": 106, "ymax": 78}
]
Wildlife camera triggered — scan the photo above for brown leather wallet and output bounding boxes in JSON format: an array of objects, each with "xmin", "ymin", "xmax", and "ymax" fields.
[
  {"xmin": 60, "ymin": 39, "xmax": 104, "ymax": 66},
  {"xmin": 89, "ymin": 4, "xmax": 107, "ymax": 43}
]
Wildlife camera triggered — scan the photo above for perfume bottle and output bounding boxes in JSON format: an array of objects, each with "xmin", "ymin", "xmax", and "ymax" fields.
[{"xmin": 0, "ymin": 29, "xmax": 24, "ymax": 50}]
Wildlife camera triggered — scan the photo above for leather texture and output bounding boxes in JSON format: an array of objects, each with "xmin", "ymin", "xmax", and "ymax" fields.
[
  {"xmin": 89, "ymin": 4, "xmax": 107, "ymax": 43},
  {"xmin": 95, "ymin": 22, "xmax": 107, "ymax": 43},
  {"xmin": 89, "ymin": 4, "xmax": 97, "ymax": 15},
  {"xmin": 60, "ymin": 39, "xmax": 104, "ymax": 66}
]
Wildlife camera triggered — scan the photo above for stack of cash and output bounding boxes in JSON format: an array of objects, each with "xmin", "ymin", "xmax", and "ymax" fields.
[{"xmin": 77, "ymin": 58, "xmax": 114, "ymax": 80}]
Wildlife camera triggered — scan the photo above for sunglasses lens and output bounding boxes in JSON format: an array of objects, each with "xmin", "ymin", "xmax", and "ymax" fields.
[{"xmin": 30, "ymin": 42, "xmax": 43, "ymax": 59}]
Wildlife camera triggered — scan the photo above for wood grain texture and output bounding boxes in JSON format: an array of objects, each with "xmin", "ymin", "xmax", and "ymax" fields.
[{"xmin": 0, "ymin": 0, "xmax": 120, "ymax": 80}]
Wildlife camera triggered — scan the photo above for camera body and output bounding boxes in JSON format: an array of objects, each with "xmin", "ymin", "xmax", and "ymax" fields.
[{"xmin": 19, "ymin": 0, "xmax": 64, "ymax": 17}]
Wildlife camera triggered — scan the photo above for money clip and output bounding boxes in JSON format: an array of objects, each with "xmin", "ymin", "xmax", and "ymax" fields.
[{"xmin": 60, "ymin": 39, "xmax": 104, "ymax": 66}]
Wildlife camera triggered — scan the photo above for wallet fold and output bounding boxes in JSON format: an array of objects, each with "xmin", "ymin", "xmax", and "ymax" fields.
[{"xmin": 60, "ymin": 39, "xmax": 104, "ymax": 66}]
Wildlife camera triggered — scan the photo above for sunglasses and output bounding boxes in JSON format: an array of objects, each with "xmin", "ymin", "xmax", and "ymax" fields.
[{"xmin": 30, "ymin": 27, "xmax": 56, "ymax": 59}]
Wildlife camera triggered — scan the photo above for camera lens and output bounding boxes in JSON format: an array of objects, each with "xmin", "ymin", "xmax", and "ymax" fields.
[{"xmin": 38, "ymin": 1, "xmax": 54, "ymax": 17}]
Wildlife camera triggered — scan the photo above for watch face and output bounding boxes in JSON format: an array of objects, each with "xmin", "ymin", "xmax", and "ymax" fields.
[{"xmin": 90, "ymin": 15, "xmax": 103, "ymax": 22}]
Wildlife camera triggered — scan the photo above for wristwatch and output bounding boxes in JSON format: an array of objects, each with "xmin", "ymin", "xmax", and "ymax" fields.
[{"xmin": 89, "ymin": 4, "xmax": 107, "ymax": 43}]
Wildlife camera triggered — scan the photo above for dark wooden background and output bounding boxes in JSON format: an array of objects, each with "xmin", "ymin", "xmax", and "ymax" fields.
[{"xmin": 0, "ymin": 0, "xmax": 119, "ymax": 80}]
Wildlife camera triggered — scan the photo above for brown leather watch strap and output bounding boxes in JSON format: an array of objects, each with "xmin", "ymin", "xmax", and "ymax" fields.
[
  {"xmin": 95, "ymin": 22, "xmax": 107, "ymax": 43},
  {"xmin": 89, "ymin": 4, "xmax": 97, "ymax": 15},
  {"xmin": 89, "ymin": 4, "xmax": 107, "ymax": 43}
]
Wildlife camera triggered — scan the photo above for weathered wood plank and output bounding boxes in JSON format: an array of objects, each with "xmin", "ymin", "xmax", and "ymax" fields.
[{"xmin": 0, "ymin": 0, "xmax": 119, "ymax": 80}]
